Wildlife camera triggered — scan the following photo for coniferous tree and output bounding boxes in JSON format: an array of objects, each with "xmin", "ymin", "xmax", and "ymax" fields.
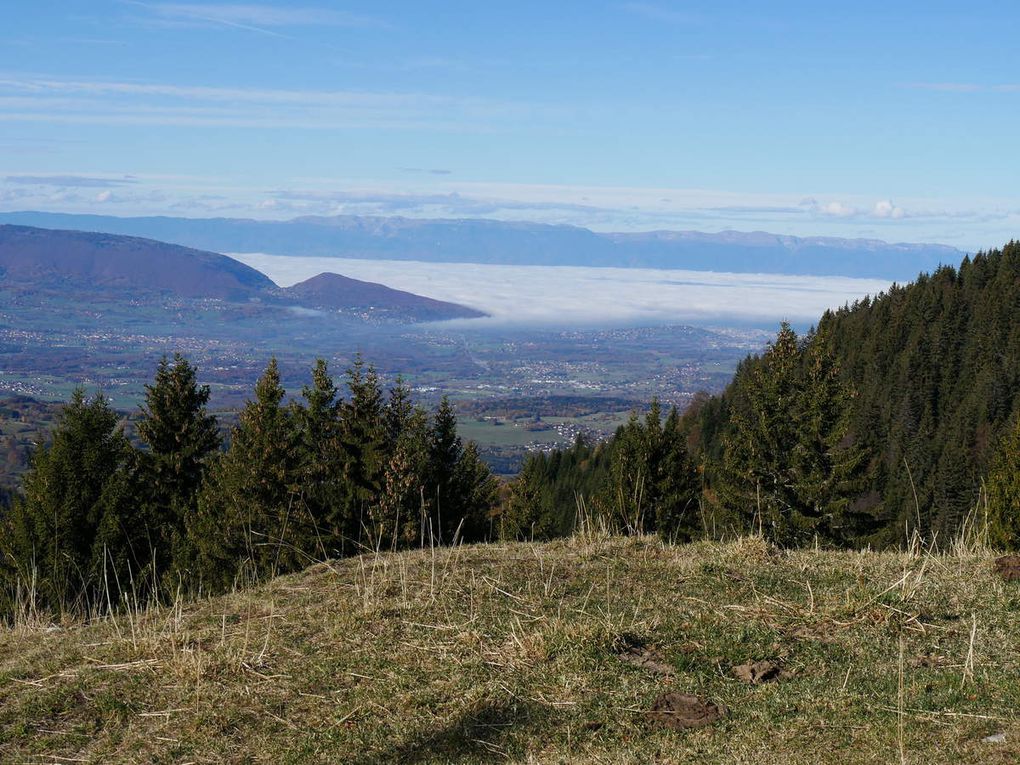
[
  {"xmin": 384, "ymin": 377, "xmax": 415, "ymax": 451},
  {"xmin": 427, "ymin": 396, "xmax": 463, "ymax": 543},
  {"xmin": 453, "ymin": 441, "xmax": 499, "ymax": 541},
  {"xmin": 718, "ymin": 322, "xmax": 803, "ymax": 542},
  {"xmin": 499, "ymin": 434, "xmax": 611, "ymax": 541},
  {"xmin": 654, "ymin": 406, "xmax": 701, "ymax": 541},
  {"xmin": 787, "ymin": 329, "xmax": 867, "ymax": 544},
  {"xmin": 186, "ymin": 359, "xmax": 304, "ymax": 592},
  {"xmin": 136, "ymin": 354, "xmax": 220, "ymax": 585},
  {"xmin": 709, "ymin": 324, "xmax": 866, "ymax": 545},
  {"xmin": 605, "ymin": 411, "xmax": 649, "ymax": 533},
  {"xmin": 598, "ymin": 401, "xmax": 700, "ymax": 538},
  {"xmin": 501, "ymin": 457, "xmax": 552, "ymax": 540},
  {"xmin": 0, "ymin": 406, "xmax": 10, "ymax": 512},
  {"xmin": 296, "ymin": 358, "xmax": 345, "ymax": 555},
  {"xmin": 335, "ymin": 356, "xmax": 386, "ymax": 550},
  {"xmin": 419, "ymin": 397, "xmax": 499, "ymax": 544},
  {"xmin": 375, "ymin": 406, "xmax": 430, "ymax": 549},
  {"xmin": 0, "ymin": 389, "xmax": 134, "ymax": 614}
]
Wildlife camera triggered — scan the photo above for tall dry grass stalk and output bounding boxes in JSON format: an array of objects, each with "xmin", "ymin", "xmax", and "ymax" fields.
[
  {"xmin": 948, "ymin": 483, "xmax": 992, "ymax": 557},
  {"xmin": 571, "ymin": 493, "xmax": 612, "ymax": 549}
]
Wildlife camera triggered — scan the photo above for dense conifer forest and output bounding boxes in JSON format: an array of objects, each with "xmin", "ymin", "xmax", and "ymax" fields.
[{"xmin": 510, "ymin": 241, "xmax": 1020, "ymax": 549}]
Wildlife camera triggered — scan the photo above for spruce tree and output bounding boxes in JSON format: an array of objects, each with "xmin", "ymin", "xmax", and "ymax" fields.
[
  {"xmin": 136, "ymin": 354, "xmax": 220, "ymax": 584},
  {"xmin": 296, "ymin": 358, "xmax": 345, "ymax": 556},
  {"xmin": 719, "ymin": 322, "xmax": 803, "ymax": 543},
  {"xmin": 654, "ymin": 406, "xmax": 701, "ymax": 542},
  {"xmin": 0, "ymin": 389, "xmax": 135, "ymax": 615},
  {"xmin": 427, "ymin": 396, "xmax": 463, "ymax": 543},
  {"xmin": 501, "ymin": 457, "xmax": 552, "ymax": 541},
  {"xmin": 375, "ymin": 407, "xmax": 430, "ymax": 550},
  {"xmin": 384, "ymin": 377, "xmax": 415, "ymax": 451},
  {"xmin": 186, "ymin": 359, "xmax": 304, "ymax": 592},
  {"xmin": 787, "ymin": 329, "xmax": 867, "ymax": 545},
  {"xmin": 336, "ymin": 356, "xmax": 386, "ymax": 550},
  {"xmin": 453, "ymin": 441, "xmax": 499, "ymax": 542},
  {"xmin": 605, "ymin": 411, "xmax": 648, "ymax": 533}
]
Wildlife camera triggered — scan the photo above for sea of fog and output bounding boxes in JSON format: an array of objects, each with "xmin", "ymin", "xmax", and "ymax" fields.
[{"xmin": 230, "ymin": 253, "xmax": 893, "ymax": 328}]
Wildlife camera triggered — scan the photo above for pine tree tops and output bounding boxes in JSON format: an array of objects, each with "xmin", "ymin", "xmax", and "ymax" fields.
[
  {"xmin": 0, "ymin": 389, "xmax": 133, "ymax": 614},
  {"xmin": 338, "ymin": 355, "xmax": 387, "ymax": 515},
  {"xmin": 604, "ymin": 399, "xmax": 699, "ymax": 538},
  {"xmin": 139, "ymin": 354, "xmax": 220, "ymax": 461},
  {"xmin": 186, "ymin": 358, "xmax": 305, "ymax": 589},
  {"xmin": 423, "ymin": 396, "xmax": 498, "ymax": 544},
  {"xmin": 501, "ymin": 399, "xmax": 699, "ymax": 543},
  {"xmin": 178, "ymin": 356, "xmax": 497, "ymax": 594},
  {"xmin": 137, "ymin": 354, "xmax": 220, "ymax": 519},
  {"xmin": 717, "ymin": 323, "xmax": 864, "ymax": 546},
  {"xmin": 0, "ymin": 351, "xmax": 502, "ymax": 619}
]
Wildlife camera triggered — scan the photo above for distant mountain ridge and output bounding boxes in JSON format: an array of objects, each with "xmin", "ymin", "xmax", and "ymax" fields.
[
  {"xmin": 0, "ymin": 211, "xmax": 966, "ymax": 281},
  {"xmin": 0, "ymin": 224, "xmax": 484, "ymax": 323}
]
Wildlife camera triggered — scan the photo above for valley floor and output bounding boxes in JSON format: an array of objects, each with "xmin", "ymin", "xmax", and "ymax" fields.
[{"xmin": 2, "ymin": 536, "xmax": 1018, "ymax": 763}]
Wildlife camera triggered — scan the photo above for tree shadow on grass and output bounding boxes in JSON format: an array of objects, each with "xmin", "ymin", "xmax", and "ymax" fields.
[{"xmin": 355, "ymin": 698, "xmax": 548, "ymax": 764}]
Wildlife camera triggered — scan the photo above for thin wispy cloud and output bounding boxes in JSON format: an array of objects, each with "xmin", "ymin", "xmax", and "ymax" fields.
[
  {"xmin": 5, "ymin": 174, "xmax": 139, "ymax": 188},
  {"xmin": 244, "ymin": 184, "xmax": 1020, "ymax": 240},
  {"xmin": 399, "ymin": 167, "xmax": 453, "ymax": 176},
  {"xmin": 260, "ymin": 186, "xmax": 947, "ymax": 231},
  {"xmin": 125, "ymin": 2, "xmax": 385, "ymax": 36},
  {"xmin": 0, "ymin": 75, "xmax": 546, "ymax": 132},
  {"xmin": 2, "ymin": 168, "xmax": 1014, "ymax": 250},
  {"xmin": 269, "ymin": 188, "xmax": 609, "ymax": 218}
]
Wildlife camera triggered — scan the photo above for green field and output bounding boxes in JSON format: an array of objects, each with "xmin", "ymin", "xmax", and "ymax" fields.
[{"xmin": 458, "ymin": 412, "xmax": 634, "ymax": 449}]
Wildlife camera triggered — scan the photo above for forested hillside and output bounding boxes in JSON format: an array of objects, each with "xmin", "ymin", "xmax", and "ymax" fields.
[
  {"xmin": 0, "ymin": 356, "xmax": 498, "ymax": 620},
  {"xmin": 511, "ymin": 241, "xmax": 1020, "ymax": 549},
  {"xmin": 712, "ymin": 241, "xmax": 1020, "ymax": 545}
]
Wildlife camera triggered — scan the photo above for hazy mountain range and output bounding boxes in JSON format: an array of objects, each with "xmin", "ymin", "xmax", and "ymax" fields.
[
  {"xmin": 0, "ymin": 211, "xmax": 966, "ymax": 282},
  {"xmin": 0, "ymin": 225, "xmax": 484, "ymax": 322}
]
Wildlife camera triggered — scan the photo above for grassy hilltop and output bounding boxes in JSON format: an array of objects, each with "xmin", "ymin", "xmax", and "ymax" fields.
[{"xmin": 2, "ymin": 535, "xmax": 1019, "ymax": 764}]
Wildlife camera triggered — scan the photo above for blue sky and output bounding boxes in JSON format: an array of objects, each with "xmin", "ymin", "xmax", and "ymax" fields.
[{"xmin": 1, "ymin": 1, "xmax": 1018, "ymax": 249}]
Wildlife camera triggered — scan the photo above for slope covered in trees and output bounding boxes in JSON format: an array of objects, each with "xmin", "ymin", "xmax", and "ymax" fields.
[
  {"xmin": 684, "ymin": 241, "xmax": 1020, "ymax": 546},
  {"xmin": 0, "ymin": 224, "xmax": 275, "ymax": 300},
  {"xmin": 500, "ymin": 402, "xmax": 700, "ymax": 543},
  {"xmin": 508, "ymin": 241, "xmax": 1020, "ymax": 549},
  {"xmin": 0, "ymin": 356, "xmax": 498, "ymax": 619}
]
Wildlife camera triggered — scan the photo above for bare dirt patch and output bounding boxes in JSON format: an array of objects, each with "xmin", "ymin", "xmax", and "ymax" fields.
[
  {"xmin": 731, "ymin": 659, "xmax": 787, "ymax": 684},
  {"xmin": 994, "ymin": 555, "xmax": 1020, "ymax": 581},
  {"xmin": 614, "ymin": 635, "xmax": 674, "ymax": 676},
  {"xmin": 646, "ymin": 693, "xmax": 727, "ymax": 730}
]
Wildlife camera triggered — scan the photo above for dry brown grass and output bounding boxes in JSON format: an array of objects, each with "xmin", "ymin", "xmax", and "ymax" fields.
[{"xmin": 2, "ymin": 535, "xmax": 1019, "ymax": 763}]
